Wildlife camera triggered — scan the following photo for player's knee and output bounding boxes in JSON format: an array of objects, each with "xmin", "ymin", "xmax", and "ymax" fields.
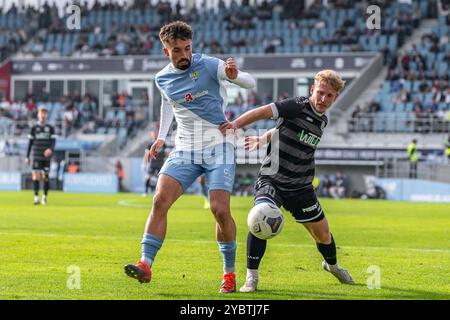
[
  {"xmin": 316, "ymin": 231, "xmax": 332, "ymax": 244},
  {"xmin": 210, "ymin": 204, "xmax": 231, "ymax": 224},
  {"xmin": 152, "ymin": 193, "xmax": 171, "ymax": 212}
]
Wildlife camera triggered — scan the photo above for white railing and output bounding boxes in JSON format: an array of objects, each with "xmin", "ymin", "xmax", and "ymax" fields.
[{"xmin": 348, "ymin": 112, "xmax": 450, "ymax": 133}]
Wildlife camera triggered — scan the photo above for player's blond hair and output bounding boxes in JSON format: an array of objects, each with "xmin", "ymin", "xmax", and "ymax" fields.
[{"xmin": 314, "ymin": 70, "xmax": 345, "ymax": 93}]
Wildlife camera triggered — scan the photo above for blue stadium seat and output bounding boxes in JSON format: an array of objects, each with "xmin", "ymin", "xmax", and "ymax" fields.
[
  {"xmin": 96, "ymin": 127, "xmax": 106, "ymax": 134},
  {"xmin": 388, "ymin": 35, "xmax": 398, "ymax": 53},
  {"xmin": 119, "ymin": 128, "xmax": 128, "ymax": 146},
  {"xmin": 405, "ymin": 102, "xmax": 414, "ymax": 112}
]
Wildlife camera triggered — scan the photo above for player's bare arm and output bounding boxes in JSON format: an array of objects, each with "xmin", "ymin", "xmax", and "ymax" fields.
[
  {"xmin": 219, "ymin": 104, "xmax": 273, "ymax": 134},
  {"xmin": 244, "ymin": 128, "xmax": 276, "ymax": 151},
  {"xmin": 148, "ymin": 139, "xmax": 165, "ymax": 160}
]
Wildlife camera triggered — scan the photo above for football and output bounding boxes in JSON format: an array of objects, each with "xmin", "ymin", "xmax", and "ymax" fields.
[{"xmin": 247, "ymin": 202, "xmax": 284, "ymax": 240}]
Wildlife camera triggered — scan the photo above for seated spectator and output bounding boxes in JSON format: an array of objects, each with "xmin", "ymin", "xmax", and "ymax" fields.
[
  {"xmin": 393, "ymin": 85, "xmax": 410, "ymax": 107},
  {"xmin": 412, "ymin": 96, "xmax": 423, "ymax": 112},
  {"xmin": 425, "ymin": 98, "xmax": 439, "ymax": 113},
  {"xmin": 369, "ymin": 99, "xmax": 381, "ymax": 113},
  {"xmin": 413, "ymin": 105, "xmax": 423, "ymax": 132},
  {"xmin": 0, "ymin": 97, "xmax": 11, "ymax": 110},
  {"xmin": 349, "ymin": 104, "xmax": 361, "ymax": 131},
  {"xmin": 319, "ymin": 175, "xmax": 333, "ymax": 198},
  {"xmin": 419, "ymin": 79, "xmax": 430, "ymax": 93},
  {"xmin": 79, "ymin": 95, "xmax": 96, "ymax": 122},
  {"xmin": 67, "ymin": 161, "xmax": 79, "ymax": 173},
  {"xmin": 63, "ymin": 104, "xmax": 79, "ymax": 137},
  {"xmin": 25, "ymin": 98, "xmax": 36, "ymax": 115},
  {"xmin": 330, "ymin": 172, "xmax": 346, "ymax": 199}
]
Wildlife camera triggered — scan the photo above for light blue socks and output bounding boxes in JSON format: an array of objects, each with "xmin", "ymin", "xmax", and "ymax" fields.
[
  {"xmin": 218, "ymin": 241, "xmax": 236, "ymax": 274},
  {"xmin": 141, "ymin": 233, "xmax": 163, "ymax": 268}
]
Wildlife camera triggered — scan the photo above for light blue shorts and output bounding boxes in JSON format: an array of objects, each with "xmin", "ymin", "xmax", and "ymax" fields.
[{"xmin": 159, "ymin": 143, "xmax": 236, "ymax": 193}]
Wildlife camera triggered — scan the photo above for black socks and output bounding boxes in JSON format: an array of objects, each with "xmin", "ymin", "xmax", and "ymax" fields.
[
  {"xmin": 246, "ymin": 232, "xmax": 267, "ymax": 270},
  {"xmin": 316, "ymin": 234, "xmax": 337, "ymax": 265}
]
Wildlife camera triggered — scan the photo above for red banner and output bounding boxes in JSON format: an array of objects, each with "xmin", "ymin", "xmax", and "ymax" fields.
[{"xmin": 0, "ymin": 60, "xmax": 11, "ymax": 101}]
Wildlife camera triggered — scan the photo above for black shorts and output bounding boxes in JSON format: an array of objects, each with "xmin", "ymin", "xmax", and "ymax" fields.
[
  {"xmin": 254, "ymin": 177, "xmax": 325, "ymax": 223},
  {"xmin": 32, "ymin": 159, "xmax": 50, "ymax": 173}
]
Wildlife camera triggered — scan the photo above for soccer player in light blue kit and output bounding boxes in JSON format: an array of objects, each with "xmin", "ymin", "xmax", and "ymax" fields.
[{"xmin": 124, "ymin": 21, "xmax": 255, "ymax": 293}]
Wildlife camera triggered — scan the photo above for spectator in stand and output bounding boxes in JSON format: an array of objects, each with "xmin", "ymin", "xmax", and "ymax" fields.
[
  {"xmin": 369, "ymin": 99, "xmax": 381, "ymax": 113},
  {"xmin": 330, "ymin": 172, "xmax": 346, "ymax": 199},
  {"xmin": 319, "ymin": 175, "xmax": 333, "ymax": 198},
  {"xmin": 413, "ymin": 105, "xmax": 423, "ymax": 132},
  {"xmin": 67, "ymin": 160, "xmax": 79, "ymax": 173},
  {"xmin": 63, "ymin": 104, "xmax": 78, "ymax": 137},
  {"xmin": 116, "ymin": 160, "xmax": 125, "ymax": 192},
  {"xmin": 393, "ymin": 85, "xmax": 410, "ymax": 108},
  {"xmin": 419, "ymin": 79, "xmax": 430, "ymax": 93},
  {"xmin": 349, "ymin": 104, "xmax": 361, "ymax": 131}
]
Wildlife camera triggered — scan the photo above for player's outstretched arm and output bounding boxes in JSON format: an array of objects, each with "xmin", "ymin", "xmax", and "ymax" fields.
[
  {"xmin": 245, "ymin": 128, "xmax": 276, "ymax": 151},
  {"xmin": 219, "ymin": 104, "xmax": 273, "ymax": 134},
  {"xmin": 221, "ymin": 57, "xmax": 255, "ymax": 89}
]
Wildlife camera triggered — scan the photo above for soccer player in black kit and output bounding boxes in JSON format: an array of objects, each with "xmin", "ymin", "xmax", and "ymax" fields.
[
  {"xmin": 26, "ymin": 106, "xmax": 56, "ymax": 205},
  {"xmin": 143, "ymin": 138, "xmax": 166, "ymax": 197},
  {"xmin": 220, "ymin": 70, "xmax": 354, "ymax": 292}
]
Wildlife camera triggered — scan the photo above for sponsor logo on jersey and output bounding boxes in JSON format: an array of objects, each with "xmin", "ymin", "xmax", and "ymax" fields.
[
  {"xmin": 176, "ymin": 90, "xmax": 209, "ymax": 104},
  {"xmin": 296, "ymin": 130, "xmax": 321, "ymax": 147}
]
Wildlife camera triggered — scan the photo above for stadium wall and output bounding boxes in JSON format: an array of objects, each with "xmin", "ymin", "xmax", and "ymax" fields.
[{"xmin": 374, "ymin": 178, "xmax": 450, "ymax": 203}]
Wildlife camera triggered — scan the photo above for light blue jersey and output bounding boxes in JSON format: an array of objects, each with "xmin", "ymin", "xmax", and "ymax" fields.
[
  {"xmin": 156, "ymin": 53, "xmax": 233, "ymax": 152},
  {"xmin": 156, "ymin": 53, "xmax": 255, "ymax": 192}
]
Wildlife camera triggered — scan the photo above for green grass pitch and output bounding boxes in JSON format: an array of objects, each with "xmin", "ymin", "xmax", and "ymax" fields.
[{"xmin": 0, "ymin": 191, "xmax": 449, "ymax": 300}]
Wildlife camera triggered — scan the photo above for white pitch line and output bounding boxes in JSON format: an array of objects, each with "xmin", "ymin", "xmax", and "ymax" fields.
[
  {"xmin": 0, "ymin": 231, "xmax": 449, "ymax": 253},
  {"xmin": 118, "ymin": 199, "xmax": 151, "ymax": 208}
]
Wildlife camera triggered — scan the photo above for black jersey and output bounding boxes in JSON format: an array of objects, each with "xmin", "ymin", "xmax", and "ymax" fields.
[
  {"xmin": 26, "ymin": 122, "xmax": 56, "ymax": 161},
  {"xmin": 259, "ymin": 96, "xmax": 328, "ymax": 191}
]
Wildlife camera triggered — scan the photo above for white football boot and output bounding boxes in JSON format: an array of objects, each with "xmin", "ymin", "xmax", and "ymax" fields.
[
  {"xmin": 322, "ymin": 261, "xmax": 355, "ymax": 284},
  {"xmin": 239, "ymin": 275, "xmax": 258, "ymax": 292}
]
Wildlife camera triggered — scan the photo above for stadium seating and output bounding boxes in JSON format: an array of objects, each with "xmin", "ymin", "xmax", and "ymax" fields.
[
  {"xmin": 7, "ymin": 0, "xmax": 429, "ymax": 58},
  {"xmin": 351, "ymin": 8, "xmax": 450, "ymax": 133},
  {"xmin": 1, "ymin": 0, "xmax": 446, "ymax": 148}
]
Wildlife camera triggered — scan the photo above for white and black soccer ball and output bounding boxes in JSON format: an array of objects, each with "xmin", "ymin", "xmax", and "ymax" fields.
[{"xmin": 247, "ymin": 202, "xmax": 284, "ymax": 240}]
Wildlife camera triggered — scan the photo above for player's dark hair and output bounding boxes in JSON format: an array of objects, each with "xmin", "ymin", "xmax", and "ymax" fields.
[{"xmin": 159, "ymin": 21, "xmax": 193, "ymax": 45}]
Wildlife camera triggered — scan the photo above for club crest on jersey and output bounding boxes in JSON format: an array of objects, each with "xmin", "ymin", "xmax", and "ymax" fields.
[
  {"xmin": 321, "ymin": 121, "xmax": 326, "ymax": 131},
  {"xmin": 189, "ymin": 70, "xmax": 199, "ymax": 82}
]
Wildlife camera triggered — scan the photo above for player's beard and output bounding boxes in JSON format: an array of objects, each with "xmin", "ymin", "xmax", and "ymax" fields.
[{"xmin": 176, "ymin": 58, "xmax": 191, "ymax": 70}]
